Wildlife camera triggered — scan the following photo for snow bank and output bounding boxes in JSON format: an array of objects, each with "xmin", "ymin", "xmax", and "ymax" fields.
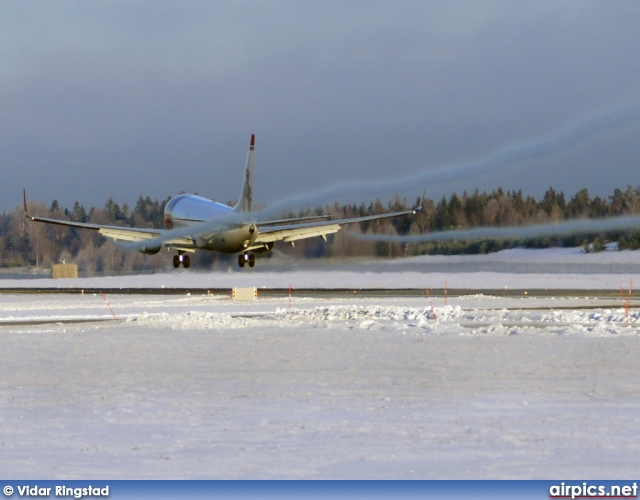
[{"xmin": 127, "ymin": 303, "xmax": 639, "ymax": 337}]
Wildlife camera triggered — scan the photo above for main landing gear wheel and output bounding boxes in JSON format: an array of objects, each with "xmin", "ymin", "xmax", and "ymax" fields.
[
  {"xmin": 238, "ymin": 253, "xmax": 255, "ymax": 268},
  {"xmin": 173, "ymin": 253, "xmax": 191, "ymax": 268}
]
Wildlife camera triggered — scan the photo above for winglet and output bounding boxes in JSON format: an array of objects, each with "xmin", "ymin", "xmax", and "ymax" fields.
[
  {"xmin": 23, "ymin": 189, "xmax": 30, "ymax": 217},
  {"xmin": 413, "ymin": 188, "xmax": 427, "ymax": 213}
]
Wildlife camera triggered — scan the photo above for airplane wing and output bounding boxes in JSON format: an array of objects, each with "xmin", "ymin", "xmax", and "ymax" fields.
[
  {"xmin": 24, "ymin": 186, "xmax": 421, "ymax": 255},
  {"xmin": 24, "ymin": 192, "xmax": 195, "ymax": 250},
  {"xmin": 26, "ymin": 213, "xmax": 197, "ymax": 249},
  {"xmin": 248, "ymin": 206, "xmax": 420, "ymax": 250}
]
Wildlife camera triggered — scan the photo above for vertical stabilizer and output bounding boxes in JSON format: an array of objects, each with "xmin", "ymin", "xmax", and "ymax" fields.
[{"xmin": 233, "ymin": 134, "xmax": 255, "ymax": 213}]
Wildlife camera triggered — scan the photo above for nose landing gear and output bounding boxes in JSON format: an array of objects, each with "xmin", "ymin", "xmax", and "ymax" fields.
[
  {"xmin": 173, "ymin": 252, "xmax": 191, "ymax": 269},
  {"xmin": 238, "ymin": 253, "xmax": 255, "ymax": 268}
]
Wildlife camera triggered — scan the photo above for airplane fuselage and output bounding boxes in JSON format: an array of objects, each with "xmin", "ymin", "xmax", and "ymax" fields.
[{"xmin": 164, "ymin": 194, "xmax": 257, "ymax": 253}]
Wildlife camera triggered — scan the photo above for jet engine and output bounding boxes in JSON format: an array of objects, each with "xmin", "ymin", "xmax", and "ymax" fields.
[{"xmin": 138, "ymin": 244, "xmax": 162, "ymax": 255}]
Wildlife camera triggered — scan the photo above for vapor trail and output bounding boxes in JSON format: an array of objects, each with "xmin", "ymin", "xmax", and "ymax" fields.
[
  {"xmin": 114, "ymin": 103, "xmax": 640, "ymax": 252},
  {"xmin": 346, "ymin": 214, "xmax": 640, "ymax": 244},
  {"xmin": 253, "ymin": 103, "xmax": 640, "ymax": 220}
]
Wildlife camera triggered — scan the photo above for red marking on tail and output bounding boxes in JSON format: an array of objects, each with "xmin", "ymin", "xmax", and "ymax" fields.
[{"xmin": 250, "ymin": 134, "xmax": 255, "ymax": 147}]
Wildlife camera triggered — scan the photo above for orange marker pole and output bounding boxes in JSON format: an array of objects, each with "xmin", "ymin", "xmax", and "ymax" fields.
[
  {"xmin": 426, "ymin": 288, "xmax": 437, "ymax": 323},
  {"xmin": 100, "ymin": 292, "xmax": 118, "ymax": 320},
  {"xmin": 621, "ymin": 286, "xmax": 630, "ymax": 327},
  {"xmin": 629, "ymin": 279, "xmax": 634, "ymax": 327}
]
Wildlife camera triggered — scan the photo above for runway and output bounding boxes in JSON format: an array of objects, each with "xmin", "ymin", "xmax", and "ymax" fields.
[{"xmin": 0, "ymin": 286, "xmax": 633, "ymax": 300}]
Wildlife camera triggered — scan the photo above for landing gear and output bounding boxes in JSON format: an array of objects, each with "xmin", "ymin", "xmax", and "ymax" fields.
[
  {"xmin": 173, "ymin": 253, "xmax": 190, "ymax": 269},
  {"xmin": 238, "ymin": 253, "xmax": 255, "ymax": 268}
]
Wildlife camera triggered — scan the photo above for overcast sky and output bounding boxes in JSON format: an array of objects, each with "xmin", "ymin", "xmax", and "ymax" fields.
[{"xmin": 2, "ymin": 1, "xmax": 640, "ymax": 214}]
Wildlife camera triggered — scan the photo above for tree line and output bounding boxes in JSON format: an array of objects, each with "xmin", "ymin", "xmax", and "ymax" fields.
[{"xmin": 2, "ymin": 186, "xmax": 640, "ymax": 273}]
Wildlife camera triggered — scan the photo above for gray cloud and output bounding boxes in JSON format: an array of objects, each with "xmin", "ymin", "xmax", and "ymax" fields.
[{"xmin": 2, "ymin": 1, "xmax": 640, "ymax": 213}]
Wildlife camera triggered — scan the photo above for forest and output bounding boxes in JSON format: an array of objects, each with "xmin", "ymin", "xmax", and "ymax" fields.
[{"xmin": 2, "ymin": 185, "xmax": 640, "ymax": 273}]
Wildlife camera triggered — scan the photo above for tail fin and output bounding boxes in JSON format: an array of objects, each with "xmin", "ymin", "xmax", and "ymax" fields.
[{"xmin": 233, "ymin": 134, "xmax": 255, "ymax": 213}]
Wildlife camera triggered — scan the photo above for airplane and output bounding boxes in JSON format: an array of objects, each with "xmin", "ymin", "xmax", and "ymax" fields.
[{"xmin": 24, "ymin": 134, "xmax": 421, "ymax": 269}]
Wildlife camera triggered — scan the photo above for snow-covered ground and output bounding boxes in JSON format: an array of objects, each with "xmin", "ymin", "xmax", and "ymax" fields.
[
  {"xmin": 1, "ymin": 248, "xmax": 640, "ymax": 479},
  {"xmin": 3, "ymin": 247, "xmax": 640, "ymax": 290}
]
